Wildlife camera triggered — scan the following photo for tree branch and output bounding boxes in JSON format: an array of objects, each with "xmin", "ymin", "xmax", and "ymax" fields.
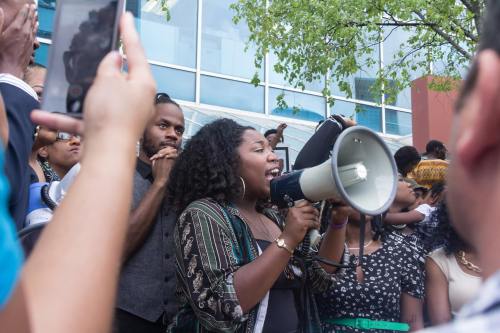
[
  {"xmin": 449, "ymin": 16, "xmax": 478, "ymax": 43},
  {"xmin": 414, "ymin": 10, "xmax": 473, "ymax": 60},
  {"xmin": 459, "ymin": 0, "xmax": 483, "ymax": 35}
]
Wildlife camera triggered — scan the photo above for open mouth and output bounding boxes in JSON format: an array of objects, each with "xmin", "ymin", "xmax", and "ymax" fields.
[{"xmin": 265, "ymin": 167, "xmax": 280, "ymax": 181}]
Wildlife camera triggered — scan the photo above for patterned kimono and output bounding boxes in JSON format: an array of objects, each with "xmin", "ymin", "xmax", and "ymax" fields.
[{"xmin": 168, "ymin": 198, "xmax": 332, "ymax": 333}]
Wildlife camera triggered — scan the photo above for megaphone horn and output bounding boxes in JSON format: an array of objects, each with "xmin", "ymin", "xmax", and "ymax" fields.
[{"xmin": 270, "ymin": 126, "xmax": 397, "ymax": 216}]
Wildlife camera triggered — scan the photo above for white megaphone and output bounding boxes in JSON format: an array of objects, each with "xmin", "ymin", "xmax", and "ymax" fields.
[{"xmin": 270, "ymin": 126, "xmax": 397, "ymax": 244}]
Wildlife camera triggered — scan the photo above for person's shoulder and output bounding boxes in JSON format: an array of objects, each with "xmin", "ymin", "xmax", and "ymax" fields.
[
  {"xmin": 429, "ymin": 247, "xmax": 447, "ymax": 258},
  {"xmin": 415, "ymin": 204, "xmax": 433, "ymax": 215},
  {"xmin": 427, "ymin": 247, "xmax": 450, "ymax": 269},
  {"xmin": 384, "ymin": 231, "xmax": 421, "ymax": 256},
  {"xmin": 417, "ymin": 159, "xmax": 449, "ymax": 169},
  {"xmin": 0, "ymin": 74, "xmax": 38, "ymax": 101},
  {"xmin": 182, "ymin": 198, "xmax": 226, "ymax": 219}
]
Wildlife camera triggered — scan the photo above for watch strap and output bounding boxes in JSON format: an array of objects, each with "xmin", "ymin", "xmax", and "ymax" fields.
[{"xmin": 274, "ymin": 237, "xmax": 294, "ymax": 255}]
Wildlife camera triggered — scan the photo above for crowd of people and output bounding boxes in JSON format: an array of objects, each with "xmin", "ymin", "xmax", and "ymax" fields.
[{"xmin": 2, "ymin": 0, "xmax": 500, "ymax": 333}]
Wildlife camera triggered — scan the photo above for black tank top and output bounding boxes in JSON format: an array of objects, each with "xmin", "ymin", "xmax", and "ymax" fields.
[{"xmin": 256, "ymin": 239, "xmax": 301, "ymax": 333}]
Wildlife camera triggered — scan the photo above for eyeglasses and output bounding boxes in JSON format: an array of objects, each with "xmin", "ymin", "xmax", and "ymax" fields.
[{"xmin": 56, "ymin": 132, "xmax": 80, "ymax": 141}]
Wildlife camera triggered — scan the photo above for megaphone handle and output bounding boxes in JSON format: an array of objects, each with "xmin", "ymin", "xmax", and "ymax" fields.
[{"xmin": 358, "ymin": 214, "xmax": 366, "ymax": 268}]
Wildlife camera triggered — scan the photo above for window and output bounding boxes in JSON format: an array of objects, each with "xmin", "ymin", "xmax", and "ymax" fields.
[
  {"xmin": 201, "ymin": 0, "xmax": 262, "ymax": 79},
  {"xmin": 330, "ymin": 99, "xmax": 357, "ymax": 118},
  {"xmin": 269, "ymin": 88, "xmax": 325, "ymax": 122},
  {"xmin": 200, "ymin": 75, "xmax": 264, "ymax": 113},
  {"xmin": 38, "ymin": 1, "xmax": 56, "ymax": 39},
  {"xmin": 151, "ymin": 65, "xmax": 196, "ymax": 102},
  {"xmin": 385, "ymin": 109, "xmax": 412, "ymax": 136},
  {"xmin": 330, "ymin": 37, "xmax": 380, "ymax": 103},
  {"xmin": 383, "ymin": 27, "xmax": 426, "ymax": 109},
  {"xmin": 35, "ymin": 43, "xmax": 50, "ymax": 66},
  {"xmin": 331, "ymin": 100, "xmax": 382, "ymax": 132},
  {"xmin": 356, "ymin": 105, "xmax": 382, "ymax": 132},
  {"xmin": 135, "ymin": 0, "xmax": 197, "ymax": 68}
]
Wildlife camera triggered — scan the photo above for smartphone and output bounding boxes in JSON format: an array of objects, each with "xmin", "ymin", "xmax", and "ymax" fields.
[{"xmin": 41, "ymin": 0, "xmax": 125, "ymax": 116}]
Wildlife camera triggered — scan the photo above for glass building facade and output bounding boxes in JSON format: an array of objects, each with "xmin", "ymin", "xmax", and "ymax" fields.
[{"xmin": 36, "ymin": 0, "xmax": 416, "ymax": 162}]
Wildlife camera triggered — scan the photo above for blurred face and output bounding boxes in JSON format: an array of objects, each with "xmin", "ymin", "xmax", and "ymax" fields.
[
  {"xmin": 238, "ymin": 129, "xmax": 280, "ymax": 199},
  {"xmin": 394, "ymin": 178, "xmax": 417, "ymax": 208},
  {"xmin": 141, "ymin": 103, "xmax": 185, "ymax": 158},
  {"xmin": 266, "ymin": 133, "xmax": 277, "ymax": 144},
  {"xmin": 36, "ymin": 126, "xmax": 57, "ymax": 145},
  {"xmin": 25, "ymin": 67, "xmax": 46, "ymax": 102},
  {"xmin": 41, "ymin": 134, "xmax": 82, "ymax": 177}
]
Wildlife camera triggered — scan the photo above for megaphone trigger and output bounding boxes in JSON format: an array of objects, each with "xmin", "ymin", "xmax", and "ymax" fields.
[{"xmin": 283, "ymin": 194, "xmax": 295, "ymax": 208}]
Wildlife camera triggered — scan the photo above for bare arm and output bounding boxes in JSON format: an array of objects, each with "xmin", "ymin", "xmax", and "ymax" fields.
[
  {"xmin": 233, "ymin": 241, "xmax": 297, "ymax": 312},
  {"xmin": 401, "ymin": 293, "xmax": 424, "ymax": 331},
  {"xmin": 425, "ymin": 257, "xmax": 452, "ymax": 325},
  {"xmin": 124, "ymin": 180, "xmax": 166, "ymax": 259},
  {"xmin": 1, "ymin": 13, "xmax": 156, "ymax": 333},
  {"xmin": 269, "ymin": 123, "xmax": 286, "ymax": 149},
  {"xmin": 234, "ymin": 201, "xmax": 318, "ymax": 313},
  {"xmin": 318, "ymin": 206, "xmax": 349, "ymax": 273},
  {"xmin": 23, "ymin": 139, "xmax": 138, "ymax": 333},
  {"xmin": 124, "ymin": 148, "xmax": 177, "ymax": 259},
  {"xmin": 384, "ymin": 210, "xmax": 424, "ymax": 225},
  {"xmin": 0, "ymin": 284, "xmax": 30, "ymax": 333},
  {"xmin": 0, "ymin": 93, "xmax": 7, "ymax": 146}
]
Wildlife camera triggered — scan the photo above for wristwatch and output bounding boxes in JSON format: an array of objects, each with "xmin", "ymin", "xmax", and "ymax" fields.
[{"xmin": 274, "ymin": 237, "xmax": 294, "ymax": 255}]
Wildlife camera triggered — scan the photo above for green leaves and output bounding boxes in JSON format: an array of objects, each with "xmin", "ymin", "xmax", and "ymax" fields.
[
  {"xmin": 232, "ymin": 0, "xmax": 484, "ymax": 107},
  {"xmin": 147, "ymin": 0, "xmax": 171, "ymax": 21}
]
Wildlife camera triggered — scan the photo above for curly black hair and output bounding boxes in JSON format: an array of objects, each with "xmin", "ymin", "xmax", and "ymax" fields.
[
  {"xmin": 167, "ymin": 118, "xmax": 254, "ymax": 214},
  {"xmin": 425, "ymin": 202, "xmax": 470, "ymax": 255},
  {"xmin": 394, "ymin": 146, "xmax": 421, "ymax": 176}
]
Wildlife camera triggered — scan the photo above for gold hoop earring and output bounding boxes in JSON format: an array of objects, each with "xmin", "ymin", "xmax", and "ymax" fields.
[{"xmin": 239, "ymin": 176, "xmax": 246, "ymax": 199}]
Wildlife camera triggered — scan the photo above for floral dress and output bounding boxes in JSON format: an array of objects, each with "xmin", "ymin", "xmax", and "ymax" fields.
[{"xmin": 316, "ymin": 234, "xmax": 424, "ymax": 333}]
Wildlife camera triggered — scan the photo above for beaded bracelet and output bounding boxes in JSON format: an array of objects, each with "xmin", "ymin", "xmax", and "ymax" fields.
[{"xmin": 330, "ymin": 217, "xmax": 348, "ymax": 229}]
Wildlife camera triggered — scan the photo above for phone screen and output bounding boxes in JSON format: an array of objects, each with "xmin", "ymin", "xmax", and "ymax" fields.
[{"xmin": 41, "ymin": 0, "xmax": 123, "ymax": 116}]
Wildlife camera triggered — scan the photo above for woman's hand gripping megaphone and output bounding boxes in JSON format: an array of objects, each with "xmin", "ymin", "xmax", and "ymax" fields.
[{"xmin": 281, "ymin": 200, "xmax": 320, "ymax": 250}]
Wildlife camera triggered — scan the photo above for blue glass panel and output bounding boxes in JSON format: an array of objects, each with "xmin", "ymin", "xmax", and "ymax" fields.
[
  {"xmin": 385, "ymin": 109, "xmax": 412, "ymax": 136},
  {"xmin": 35, "ymin": 43, "xmax": 50, "ymax": 66},
  {"xmin": 383, "ymin": 27, "xmax": 426, "ymax": 109},
  {"xmin": 151, "ymin": 65, "xmax": 195, "ymax": 102},
  {"xmin": 331, "ymin": 100, "xmax": 382, "ymax": 132},
  {"xmin": 269, "ymin": 88, "xmax": 325, "ymax": 122},
  {"xmin": 330, "ymin": 99, "xmax": 357, "ymax": 118},
  {"xmin": 200, "ymin": 75, "xmax": 264, "ymax": 113},
  {"xmin": 134, "ymin": 0, "xmax": 197, "ymax": 68},
  {"xmin": 330, "ymin": 39, "xmax": 380, "ymax": 103},
  {"xmin": 201, "ymin": 0, "xmax": 262, "ymax": 79},
  {"xmin": 356, "ymin": 105, "xmax": 382, "ymax": 132},
  {"xmin": 38, "ymin": 1, "xmax": 56, "ymax": 39}
]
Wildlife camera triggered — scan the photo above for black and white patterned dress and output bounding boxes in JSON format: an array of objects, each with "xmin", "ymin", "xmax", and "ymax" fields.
[{"xmin": 316, "ymin": 235, "xmax": 425, "ymax": 333}]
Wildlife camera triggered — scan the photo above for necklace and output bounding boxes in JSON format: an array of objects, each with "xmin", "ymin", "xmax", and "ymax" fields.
[
  {"xmin": 347, "ymin": 240, "xmax": 373, "ymax": 250},
  {"xmin": 457, "ymin": 251, "xmax": 482, "ymax": 273}
]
